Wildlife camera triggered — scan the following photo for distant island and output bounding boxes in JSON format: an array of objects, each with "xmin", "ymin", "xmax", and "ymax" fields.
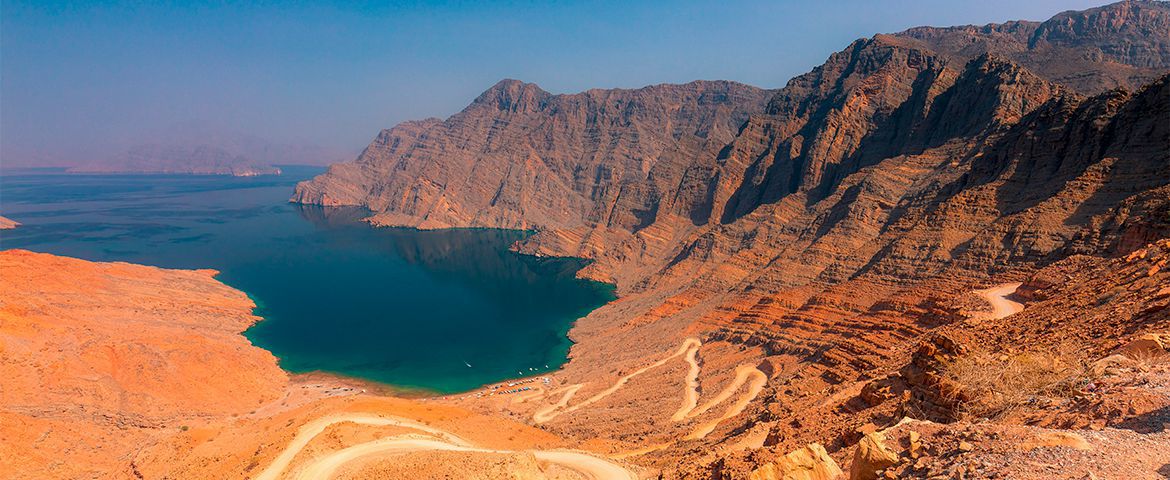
[{"xmin": 68, "ymin": 144, "xmax": 281, "ymax": 176}]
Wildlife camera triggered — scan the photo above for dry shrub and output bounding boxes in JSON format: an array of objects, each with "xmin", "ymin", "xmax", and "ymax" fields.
[
  {"xmin": 942, "ymin": 347, "xmax": 1092, "ymax": 420},
  {"xmin": 1123, "ymin": 344, "xmax": 1170, "ymax": 367}
]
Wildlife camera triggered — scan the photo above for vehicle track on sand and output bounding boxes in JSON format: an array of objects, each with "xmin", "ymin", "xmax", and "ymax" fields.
[
  {"xmin": 976, "ymin": 282, "xmax": 1024, "ymax": 320},
  {"xmin": 534, "ymin": 338, "xmax": 701, "ymax": 423},
  {"xmin": 256, "ymin": 414, "xmax": 636, "ymax": 480}
]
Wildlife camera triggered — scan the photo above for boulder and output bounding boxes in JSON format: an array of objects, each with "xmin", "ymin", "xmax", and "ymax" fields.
[
  {"xmin": 907, "ymin": 431, "xmax": 922, "ymax": 458},
  {"xmin": 850, "ymin": 432, "xmax": 899, "ymax": 480},
  {"xmin": 750, "ymin": 443, "xmax": 844, "ymax": 480}
]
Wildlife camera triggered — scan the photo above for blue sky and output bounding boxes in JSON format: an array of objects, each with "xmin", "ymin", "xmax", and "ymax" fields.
[{"xmin": 1, "ymin": 0, "xmax": 1104, "ymax": 166}]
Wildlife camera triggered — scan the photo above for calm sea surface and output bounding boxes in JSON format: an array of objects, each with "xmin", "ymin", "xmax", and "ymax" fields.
[{"xmin": 0, "ymin": 166, "xmax": 614, "ymax": 393}]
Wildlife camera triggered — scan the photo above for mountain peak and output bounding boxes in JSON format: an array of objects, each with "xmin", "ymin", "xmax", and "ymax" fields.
[{"xmin": 472, "ymin": 79, "xmax": 551, "ymax": 113}]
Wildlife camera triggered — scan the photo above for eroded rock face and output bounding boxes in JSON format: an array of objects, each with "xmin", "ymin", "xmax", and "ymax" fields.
[
  {"xmin": 294, "ymin": 2, "xmax": 1169, "ymax": 293},
  {"xmin": 898, "ymin": 335, "xmax": 969, "ymax": 423},
  {"xmin": 1119, "ymin": 333, "xmax": 1170, "ymax": 359}
]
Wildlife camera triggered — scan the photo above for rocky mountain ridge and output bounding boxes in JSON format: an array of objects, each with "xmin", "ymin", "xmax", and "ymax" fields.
[
  {"xmin": 287, "ymin": 1, "xmax": 1170, "ymax": 477},
  {"xmin": 293, "ymin": 79, "xmax": 772, "ymax": 233},
  {"xmin": 295, "ymin": 1, "xmax": 1170, "ymax": 287},
  {"xmin": 894, "ymin": 0, "xmax": 1170, "ymax": 94}
]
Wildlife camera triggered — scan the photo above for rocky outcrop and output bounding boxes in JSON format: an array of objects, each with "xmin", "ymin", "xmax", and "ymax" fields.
[
  {"xmin": 69, "ymin": 144, "xmax": 281, "ymax": 176},
  {"xmin": 897, "ymin": 335, "xmax": 969, "ymax": 422},
  {"xmin": 0, "ymin": 215, "xmax": 18, "ymax": 229},
  {"xmin": 749, "ymin": 443, "xmax": 843, "ymax": 480},
  {"xmin": 849, "ymin": 432, "xmax": 898, "ymax": 480}
]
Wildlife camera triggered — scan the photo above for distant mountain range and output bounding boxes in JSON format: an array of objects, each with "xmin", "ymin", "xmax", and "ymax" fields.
[
  {"xmin": 7, "ymin": 131, "xmax": 355, "ymax": 176},
  {"xmin": 68, "ymin": 144, "xmax": 282, "ymax": 176}
]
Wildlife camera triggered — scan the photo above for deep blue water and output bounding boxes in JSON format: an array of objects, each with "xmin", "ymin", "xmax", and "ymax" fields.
[{"xmin": 0, "ymin": 166, "xmax": 614, "ymax": 393}]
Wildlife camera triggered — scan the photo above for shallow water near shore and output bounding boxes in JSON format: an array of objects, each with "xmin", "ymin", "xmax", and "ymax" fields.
[{"xmin": 0, "ymin": 166, "xmax": 614, "ymax": 393}]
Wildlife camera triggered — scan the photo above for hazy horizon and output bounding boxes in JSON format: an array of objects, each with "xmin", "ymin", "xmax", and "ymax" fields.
[{"xmin": 2, "ymin": 0, "xmax": 1104, "ymax": 168}]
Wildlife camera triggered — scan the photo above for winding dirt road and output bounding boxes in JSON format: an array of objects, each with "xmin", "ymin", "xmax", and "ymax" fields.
[
  {"xmin": 684, "ymin": 366, "xmax": 767, "ymax": 440},
  {"xmin": 976, "ymin": 282, "xmax": 1024, "ymax": 320},
  {"xmin": 255, "ymin": 414, "xmax": 636, "ymax": 480},
  {"xmin": 534, "ymin": 336, "xmax": 768, "ymax": 443},
  {"xmin": 670, "ymin": 341, "xmax": 703, "ymax": 421},
  {"xmin": 254, "ymin": 414, "xmax": 471, "ymax": 480},
  {"xmin": 681, "ymin": 364, "xmax": 765, "ymax": 420},
  {"xmin": 261, "ymin": 336, "xmax": 774, "ymax": 478},
  {"xmin": 291, "ymin": 436, "xmax": 637, "ymax": 480},
  {"xmin": 534, "ymin": 338, "xmax": 701, "ymax": 423}
]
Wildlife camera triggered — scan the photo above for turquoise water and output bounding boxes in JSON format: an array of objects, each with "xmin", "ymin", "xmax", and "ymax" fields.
[{"xmin": 0, "ymin": 167, "xmax": 614, "ymax": 393}]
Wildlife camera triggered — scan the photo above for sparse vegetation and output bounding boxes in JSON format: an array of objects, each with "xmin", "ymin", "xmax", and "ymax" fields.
[{"xmin": 943, "ymin": 347, "xmax": 1093, "ymax": 421}]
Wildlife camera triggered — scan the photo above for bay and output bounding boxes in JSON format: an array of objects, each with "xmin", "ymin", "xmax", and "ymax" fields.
[{"xmin": 0, "ymin": 167, "xmax": 613, "ymax": 393}]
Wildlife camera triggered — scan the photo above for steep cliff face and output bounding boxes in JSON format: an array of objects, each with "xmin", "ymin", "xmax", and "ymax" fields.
[
  {"xmin": 293, "ymin": 80, "xmax": 771, "ymax": 234},
  {"xmin": 690, "ymin": 72, "xmax": 1168, "ymax": 387}
]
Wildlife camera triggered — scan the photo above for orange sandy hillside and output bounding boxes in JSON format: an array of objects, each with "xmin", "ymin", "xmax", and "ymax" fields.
[{"xmin": 0, "ymin": 249, "xmax": 288, "ymax": 478}]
